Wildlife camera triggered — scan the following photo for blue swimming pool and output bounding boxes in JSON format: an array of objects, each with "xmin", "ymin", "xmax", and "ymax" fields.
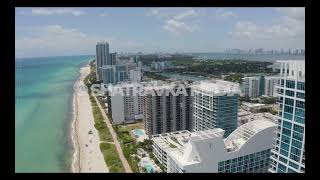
[
  {"xmin": 134, "ymin": 129, "xmax": 145, "ymax": 137},
  {"xmin": 145, "ymin": 164, "xmax": 154, "ymax": 173}
]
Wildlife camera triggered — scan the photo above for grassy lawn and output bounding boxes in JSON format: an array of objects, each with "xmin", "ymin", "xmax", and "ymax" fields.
[
  {"xmin": 113, "ymin": 122, "xmax": 144, "ymax": 173},
  {"xmin": 100, "ymin": 143, "xmax": 125, "ymax": 173},
  {"xmin": 89, "ymin": 95, "xmax": 113, "ymax": 142}
]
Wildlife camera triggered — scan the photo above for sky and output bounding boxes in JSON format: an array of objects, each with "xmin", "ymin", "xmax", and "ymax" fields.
[{"xmin": 15, "ymin": 8, "xmax": 305, "ymax": 58}]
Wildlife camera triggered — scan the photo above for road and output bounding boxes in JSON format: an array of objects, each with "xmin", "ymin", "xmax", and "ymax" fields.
[{"xmin": 92, "ymin": 95, "xmax": 133, "ymax": 173}]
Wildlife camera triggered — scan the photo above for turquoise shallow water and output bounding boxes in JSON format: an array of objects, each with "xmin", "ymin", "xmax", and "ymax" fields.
[{"xmin": 15, "ymin": 55, "xmax": 93, "ymax": 172}]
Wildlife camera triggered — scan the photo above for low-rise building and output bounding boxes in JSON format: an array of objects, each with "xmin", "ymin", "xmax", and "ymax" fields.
[
  {"xmin": 152, "ymin": 120, "xmax": 277, "ymax": 173},
  {"xmin": 241, "ymin": 102, "xmax": 273, "ymax": 113},
  {"xmin": 152, "ymin": 130, "xmax": 192, "ymax": 169}
]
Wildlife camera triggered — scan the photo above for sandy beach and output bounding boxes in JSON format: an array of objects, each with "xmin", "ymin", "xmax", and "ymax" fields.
[{"xmin": 71, "ymin": 64, "xmax": 109, "ymax": 173}]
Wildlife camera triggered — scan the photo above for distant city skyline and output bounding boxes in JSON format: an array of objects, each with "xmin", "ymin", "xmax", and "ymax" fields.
[{"xmin": 15, "ymin": 8, "xmax": 305, "ymax": 58}]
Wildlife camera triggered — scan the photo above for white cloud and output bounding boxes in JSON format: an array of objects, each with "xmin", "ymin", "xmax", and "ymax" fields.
[
  {"xmin": 275, "ymin": 7, "xmax": 305, "ymax": 21},
  {"xmin": 163, "ymin": 19, "xmax": 197, "ymax": 35},
  {"xmin": 173, "ymin": 9, "xmax": 197, "ymax": 20},
  {"xmin": 215, "ymin": 9, "xmax": 237, "ymax": 19},
  {"xmin": 30, "ymin": 8, "xmax": 85, "ymax": 16},
  {"xmin": 146, "ymin": 8, "xmax": 175, "ymax": 19},
  {"xmin": 99, "ymin": 12, "xmax": 109, "ymax": 17},
  {"xmin": 228, "ymin": 8, "xmax": 305, "ymax": 49},
  {"xmin": 228, "ymin": 21, "xmax": 261, "ymax": 39},
  {"xmin": 229, "ymin": 8, "xmax": 304, "ymax": 41},
  {"xmin": 148, "ymin": 8, "xmax": 200, "ymax": 35},
  {"xmin": 15, "ymin": 25, "xmax": 144, "ymax": 57}
]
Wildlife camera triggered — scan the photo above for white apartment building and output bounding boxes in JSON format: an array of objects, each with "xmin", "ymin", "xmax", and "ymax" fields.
[
  {"xmin": 152, "ymin": 120, "xmax": 277, "ymax": 173},
  {"xmin": 264, "ymin": 76, "xmax": 280, "ymax": 97},
  {"xmin": 105, "ymin": 82, "xmax": 144, "ymax": 124},
  {"xmin": 191, "ymin": 80, "xmax": 241, "ymax": 137},
  {"xmin": 244, "ymin": 76, "xmax": 261, "ymax": 98},
  {"xmin": 129, "ymin": 68, "xmax": 142, "ymax": 82}
]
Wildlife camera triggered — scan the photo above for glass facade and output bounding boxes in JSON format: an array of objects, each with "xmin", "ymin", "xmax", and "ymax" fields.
[
  {"xmin": 271, "ymin": 77, "xmax": 305, "ymax": 173},
  {"xmin": 218, "ymin": 149, "xmax": 271, "ymax": 173},
  {"xmin": 193, "ymin": 93, "xmax": 238, "ymax": 137}
]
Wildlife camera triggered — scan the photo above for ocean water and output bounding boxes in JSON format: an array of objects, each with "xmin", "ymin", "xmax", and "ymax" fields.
[{"xmin": 15, "ymin": 55, "xmax": 93, "ymax": 172}]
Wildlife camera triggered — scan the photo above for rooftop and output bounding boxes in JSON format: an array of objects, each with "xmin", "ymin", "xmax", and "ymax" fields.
[
  {"xmin": 152, "ymin": 130, "xmax": 192, "ymax": 151},
  {"xmin": 242, "ymin": 102, "xmax": 269, "ymax": 108},
  {"xmin": 162, "ymin": 120, "xmax": 277, "ymax": 168},
  {"xmin": 191, "ymin": 80, "xmax": 241, "ymax": 96},
  {"xmin": 224, "ymin": 120, "xmax": 276, "ymax": 152}
]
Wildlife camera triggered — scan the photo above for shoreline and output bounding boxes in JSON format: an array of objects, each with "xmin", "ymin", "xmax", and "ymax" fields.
[{"xmin": 70, "ymin": 61, "xmax": 108, "ymax": 173}]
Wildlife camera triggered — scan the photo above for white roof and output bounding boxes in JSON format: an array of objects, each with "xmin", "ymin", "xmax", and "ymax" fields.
[
  {"xmin": 224, "ymin": 120, "xmax": 276, "ymax": 151},
  {"xmin": 191, "ymin": 80, "xmax": 241, "ymax": 95}
]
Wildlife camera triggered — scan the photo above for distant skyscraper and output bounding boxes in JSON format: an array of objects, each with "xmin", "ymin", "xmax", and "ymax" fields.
[
  {"xmin": 191, "ymin": 80, "xmax": 241, "ymax": 137},
  {"xmin": 101, "ymin": 65, "xmax": 128, "ymax": 85},
  {"xmin": 109, "ymin": 53, "xmax": 117, "ymax": 65},
  {"xmin": 96, "ymin": 42, "xmax": 110, "ymax": 81},
  {"xmin": 269, "ymin": 60, "xmax": 305, "ymax": 173}
]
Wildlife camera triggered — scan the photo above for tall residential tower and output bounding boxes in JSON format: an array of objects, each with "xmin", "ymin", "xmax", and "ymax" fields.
[
  {"xmin": 96, "ymin": 42, "xmax": 110, "ymax": 81},
  {"xmin": 269, "ymin": 60, "xmax": 305, "ymax": 173},
  {"xmin": 143, "ymin": 81, "xmax": 193, "ymax": 135},
  {"xmin": 191, "ymin": 80, "xmax": 241, "ymax": 137}
]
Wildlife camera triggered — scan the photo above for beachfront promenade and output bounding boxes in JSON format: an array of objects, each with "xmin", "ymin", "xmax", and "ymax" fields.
[{"xmin": 92, "ymin": 95, "xmax": 133, "ymax": 173}]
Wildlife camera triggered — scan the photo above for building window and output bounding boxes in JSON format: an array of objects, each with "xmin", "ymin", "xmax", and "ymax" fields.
[
  {"xmin": 290, "ymin": 147, "xmax": 301, "ymax": 157},
  {"xmin": 279, "ymin": 156, "xmax": 287, "ymax": 164},
  {"xmin": 291, "ymin": 139, "xmax": 302, "ymax": 149},
  {"xmin": 296, "ymin": 100, "xmax": 305, "ymax": 109},
  {"xmin": 285, "ymin": 98, "xmax": 294, "ymax": 106},
  {"xmin": 294, "ymin": 116, "xmax": 305, "ymax": 124},
  {"xmin": 281, "ymin": 135, "xmax": 291, "ymax": 144},
  {"xmin": 295, "ymin": 108, "xmax": 305, "ymax": 118},
  {"xmin": 296, "ymin": 92, "xmax": 305, "ymax": 99},
  {"xmin": 284, "ymin": 113, "xmax": 293, "ymax": 120},
  {"xmin": 282, "ymin": 128, "xmax": 292, "ymax": 136},
  {"xmin": 278, "ymin": 163, "xmax": 287, "ymax": 172},
  {"xmin": 293, "ymin": 124, "xmax": 304, "ymax": 134},
  {"xmin": 285, "ymin": 90, "xmax": 295, "ymax": 97},
  {"xmin": 292, "ymin": 131, "xmax": 303, "ymax": 141},
  {"xmin": 281, "ymin": 142, "xmax": 290, "ymax": 151},
  {"xmin": 297, "ymin": 82, "xmax": 305, "ymax": 91},
  {"xmin": 284, "ymin": 105, "xmax": 294, "ymax": 113},
  {"xmin": 289, "ymin": 161, "xmax": 299, "ymax": 170},
  {"xmin": 290, "ymin": 154, "xmax": 300, "ymax": 162},
  {"xmin": 286, "ymin": 80, "xmax": 295, "ymax": 89},
  {"xmin": 283, "ymin": 121, "xmax": 292, "ymax": 129},
  {"xmin": 280, "ymin": 149, "xmax": 289, "ymax": 156}
]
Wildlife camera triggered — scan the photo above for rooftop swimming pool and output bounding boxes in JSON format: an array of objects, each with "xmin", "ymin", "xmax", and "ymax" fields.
[
  {"xmin": 145, "ymin": 164, "xmax": 154, "ymax": 173},
  {"xmin": 133, "ymin": 129, "xmax": 145, "ymax": 137},
  {"xmin": 141, "ymin": 159, "xmax": 155, "ymax": 173}
]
